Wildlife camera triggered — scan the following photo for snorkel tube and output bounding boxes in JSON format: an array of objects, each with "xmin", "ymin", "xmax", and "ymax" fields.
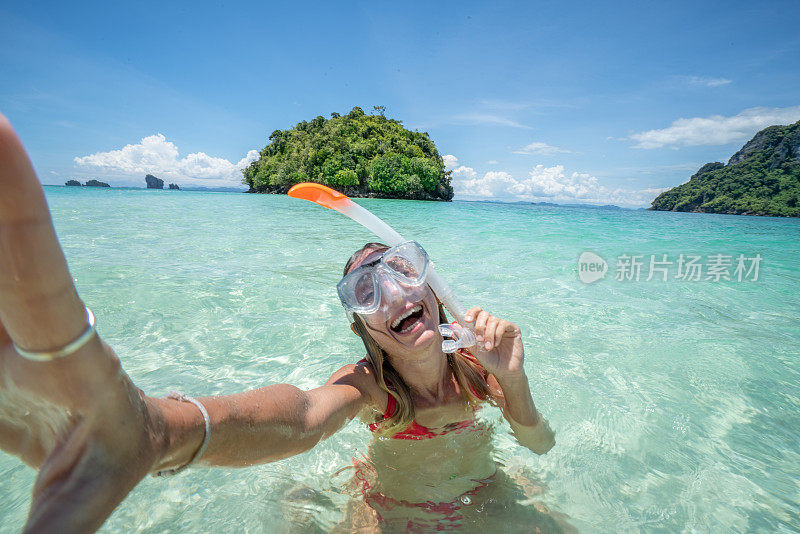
[{"xmin": 288, "ymin": 182, "xmax": 476, "ymax": 352}]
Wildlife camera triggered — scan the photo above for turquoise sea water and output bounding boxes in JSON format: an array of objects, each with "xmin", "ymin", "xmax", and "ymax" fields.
[{"xmin": 1, "ymin": 186, "xmax": 799, "ymax": 532}]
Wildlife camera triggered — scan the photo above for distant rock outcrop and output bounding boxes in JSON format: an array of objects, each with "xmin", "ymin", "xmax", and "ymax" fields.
[
  {"xmin": 85, "ymin": 179, "xmax": 110, "ymax": 187},
  {"xmin": 168, "ymin": 183, "xmax": 180, "ymax": 190},
  {"xmin": 65, "ymin": 180, "xmax": 81, "ymax": 186},
  {"xmin": 145, "ymin": 174, "xmax": 164, "ymax": 189}
]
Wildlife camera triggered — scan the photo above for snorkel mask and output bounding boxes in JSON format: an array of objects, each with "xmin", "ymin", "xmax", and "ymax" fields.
[
  {"xmin": 337, "ymin": 241, "xmax": 429, "ymax": 319},
  {"xmin": 338, "ymin": 241, "xmax": 477, "ymax": 353}
]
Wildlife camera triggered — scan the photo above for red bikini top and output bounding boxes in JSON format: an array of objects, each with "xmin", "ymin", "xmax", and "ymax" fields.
[
  {"xmin": 368, "ymin": 393, "xmax": 475, "ymax": 439},
  {"xmin": 360, "ymin": 351, "xmax": 486, "ymax": 440}
]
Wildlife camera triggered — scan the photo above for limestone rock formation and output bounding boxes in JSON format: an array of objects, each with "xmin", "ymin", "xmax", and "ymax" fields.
[
  {"xmin": 145, "ymin": 174, "xmax": 164, "ymax": 189},
  {"xmin": 650, "ymin": 120, "xmax": 800, "ymax": 217}
]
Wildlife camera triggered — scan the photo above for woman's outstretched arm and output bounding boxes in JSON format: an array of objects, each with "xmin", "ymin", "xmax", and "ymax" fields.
[
  {"xmin": 150, "ymin": 363, "xmax": 376, "ymax": 471},
  {"xmin": 0, "ymin": 112, "xmax": 372, "ymax": 532}
]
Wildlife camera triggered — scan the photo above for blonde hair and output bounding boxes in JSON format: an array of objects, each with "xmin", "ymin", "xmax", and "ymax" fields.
[{"xmin": 345, "ymin": 243, "xmax": 498, "ymax": 437}]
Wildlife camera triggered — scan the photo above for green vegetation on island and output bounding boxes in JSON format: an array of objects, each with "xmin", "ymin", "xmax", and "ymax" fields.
[
  {"xmin": 243, "ymin": 107, "xmax": 454, "ymax": 201},
  {"xmin": 651, "ymin": 120, "xmax": 800, "ymax": 217}
]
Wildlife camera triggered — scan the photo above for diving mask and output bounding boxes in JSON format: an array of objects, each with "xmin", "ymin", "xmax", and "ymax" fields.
[{"xmin": 338, "ymin": 241, "xmax": 430, "ymax": 317}]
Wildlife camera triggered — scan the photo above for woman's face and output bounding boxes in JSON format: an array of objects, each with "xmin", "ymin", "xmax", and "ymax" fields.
[{"xmin": 349, "ymin": 248, "xmax": 441, "ymax": 355}]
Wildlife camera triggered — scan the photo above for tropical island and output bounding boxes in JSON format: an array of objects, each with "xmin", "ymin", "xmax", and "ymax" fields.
[
  {"xmin": 650, "ymin": 120, "xmax": 800, "ymax": 217},
  {"xmin": 243, "ymin": 107, "xmax": 454, "ymax": 201}
]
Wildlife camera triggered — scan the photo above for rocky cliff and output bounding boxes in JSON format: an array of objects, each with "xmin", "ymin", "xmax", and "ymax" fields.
[{"xmin": 650, "ymin": 120, "xmax": 800, "ymax": 217}]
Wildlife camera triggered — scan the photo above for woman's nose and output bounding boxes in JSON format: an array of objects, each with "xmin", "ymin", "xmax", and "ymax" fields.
[
  {"xmin": 377, "ymin": 275, "xmax": 404, "ymax": 302},
  {"xmin": 373, "ymin": 268, "xmax": 406, "ymax": 303}
]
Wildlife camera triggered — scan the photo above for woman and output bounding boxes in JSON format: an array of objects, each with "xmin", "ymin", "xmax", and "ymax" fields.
[
  {"xmin": 0, "ymin": 112, "xmax": 554, "ymax": 532},
  {"xmin": 325, "ymin": 240, "xmax": 557, "ymax": 531}
]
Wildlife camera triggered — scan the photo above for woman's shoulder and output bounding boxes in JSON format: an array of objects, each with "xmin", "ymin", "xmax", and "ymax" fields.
[{"xmin": 325, "ymin": 357, "xmax": 387, "ymax": 412}]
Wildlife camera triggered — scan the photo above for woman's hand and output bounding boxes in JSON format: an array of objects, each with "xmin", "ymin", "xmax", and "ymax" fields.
[
  {"xmin": 464, "ymin": 306, "xmax": 524, "ymax": 380},
  {"xmin": 0, "ymin": 112, "xmax": 167, "ymax": 532}
]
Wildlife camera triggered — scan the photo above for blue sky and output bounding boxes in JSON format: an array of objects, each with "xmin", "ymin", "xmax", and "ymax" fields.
[{"xmin": 1, "ymin": 0, "xmax": 798, "ymax": 205}]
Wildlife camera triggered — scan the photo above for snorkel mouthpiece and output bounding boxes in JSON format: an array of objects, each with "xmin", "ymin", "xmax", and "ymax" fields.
[{"xmin": 438, "ymin": 323, "xmax": 477, "ymax": 354}]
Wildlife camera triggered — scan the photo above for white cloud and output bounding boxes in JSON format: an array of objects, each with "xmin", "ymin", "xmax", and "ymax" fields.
[
  {"xmin": 487, "ymin": 160, "xmax": 499, "ymax": 164},
  {"xmin": 512, "ymin": 141, "xmax": 571, "ymax": 155},
  {"xmin": 452, "ymin": 165, "xmax": 477, "ymax": 180},
  {"xmin": 442, "ymin": 154, "xmax": 459, "ymax": 169},
  {"xmin": 74, "ymin": 134, "xmax": 259, "ymax": 187},
  {"xmin": 630, "ymin": 106, "xmax": 800, "ymax": 149},
  {"xmin": 454, "ymin": 164, "xmax": 667, "ymax": 207},
  {"xmin": 685, "ymin": 76, "xmax": 732, "ymax": 87},
  {"xmin": 459, "ymin": 171, "xmax": 517, "ymax": 197},
  {"xmin": 452, "ymin": 113, "xmax": 532, "ymax": 129},
  {"xmin": 443, "ymin": 154, "xmax": 477, "ymax": 181}
]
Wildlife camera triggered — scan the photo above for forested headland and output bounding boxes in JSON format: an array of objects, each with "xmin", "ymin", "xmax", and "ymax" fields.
[
  {"xmin": 650, "ymin": 120, "xmax": 800, "ymax": 217},
  {"xmin": 243, "ymin": 107, "xmax": 454, "ymax": 201}
]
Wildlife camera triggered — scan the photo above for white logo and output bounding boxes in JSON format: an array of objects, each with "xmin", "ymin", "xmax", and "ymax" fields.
[{"xmin": 578, "ymin": 251, "xmax": 607, "ymax": 284}]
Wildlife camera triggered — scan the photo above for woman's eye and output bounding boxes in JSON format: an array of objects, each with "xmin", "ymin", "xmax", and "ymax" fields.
[
  {"xmin": 388, "ymin": 258, "xmax": 417, "ymax": 277},
  {"xmin": 355, "ymin": 277, "xmax": 374, "ymax": 303}
]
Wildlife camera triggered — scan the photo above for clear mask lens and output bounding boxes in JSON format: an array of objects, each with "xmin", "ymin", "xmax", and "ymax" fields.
[{"xmin": 338, "ymin": 241, "xmax": 430, "ymax": 316}]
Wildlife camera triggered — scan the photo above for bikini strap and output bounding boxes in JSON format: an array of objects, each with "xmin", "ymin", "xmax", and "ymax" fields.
[{"xmin": 383, "ymin": 392, "xmax": 397, "ymax": 418}]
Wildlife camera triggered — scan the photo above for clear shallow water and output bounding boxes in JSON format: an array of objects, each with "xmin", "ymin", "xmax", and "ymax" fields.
[{"xmin": 1, "ymin": 186, "xmax": 799, "ymax": 532}]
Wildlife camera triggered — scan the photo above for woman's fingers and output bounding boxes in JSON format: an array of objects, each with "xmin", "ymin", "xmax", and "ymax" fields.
[
  {"xmin": 464, "ymin": 306, "xmax": 520, "ymax": 350},
  {"xmin": 483, "ymin": 315, "xmax": 500, "ymax": 349},
  {"xmin": 472, "ymin": 309, "xmax": 489, "ymax": 342},
  {"xmin": 495, "ymin": 320, "xmax": 520, "ymax": 348},
  {"xmin": 464, "ymin": 307, "xmax": 482, "ymax": 323},
  {"xmin": 0, "ymin": 113, "xmax": 86, "ymax": 352},
  {"xmin": 490, "ymin": 320, "xmax": 507, "ymax": 349}
]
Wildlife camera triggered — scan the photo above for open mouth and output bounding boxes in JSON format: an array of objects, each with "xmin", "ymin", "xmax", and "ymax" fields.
[{"xmin": 390, "ymin": 304, "xmax": 424, "ymax": 334}]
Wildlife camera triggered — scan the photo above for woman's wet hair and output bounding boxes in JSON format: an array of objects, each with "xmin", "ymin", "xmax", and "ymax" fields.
[{"xmin": 344, "ymin": 242, "xmax": 498, "ymax": 437}]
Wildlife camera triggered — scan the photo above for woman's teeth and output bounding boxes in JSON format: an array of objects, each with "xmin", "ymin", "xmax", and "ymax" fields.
[{"xmin": 391, "ymin": 304, "xmax": 423, "ymax": 333}]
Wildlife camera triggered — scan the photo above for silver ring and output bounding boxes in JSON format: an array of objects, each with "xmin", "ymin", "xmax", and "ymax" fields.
[{"xmin": 13, "ymin": 306, "xmax": 97, "ymax": 362}]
